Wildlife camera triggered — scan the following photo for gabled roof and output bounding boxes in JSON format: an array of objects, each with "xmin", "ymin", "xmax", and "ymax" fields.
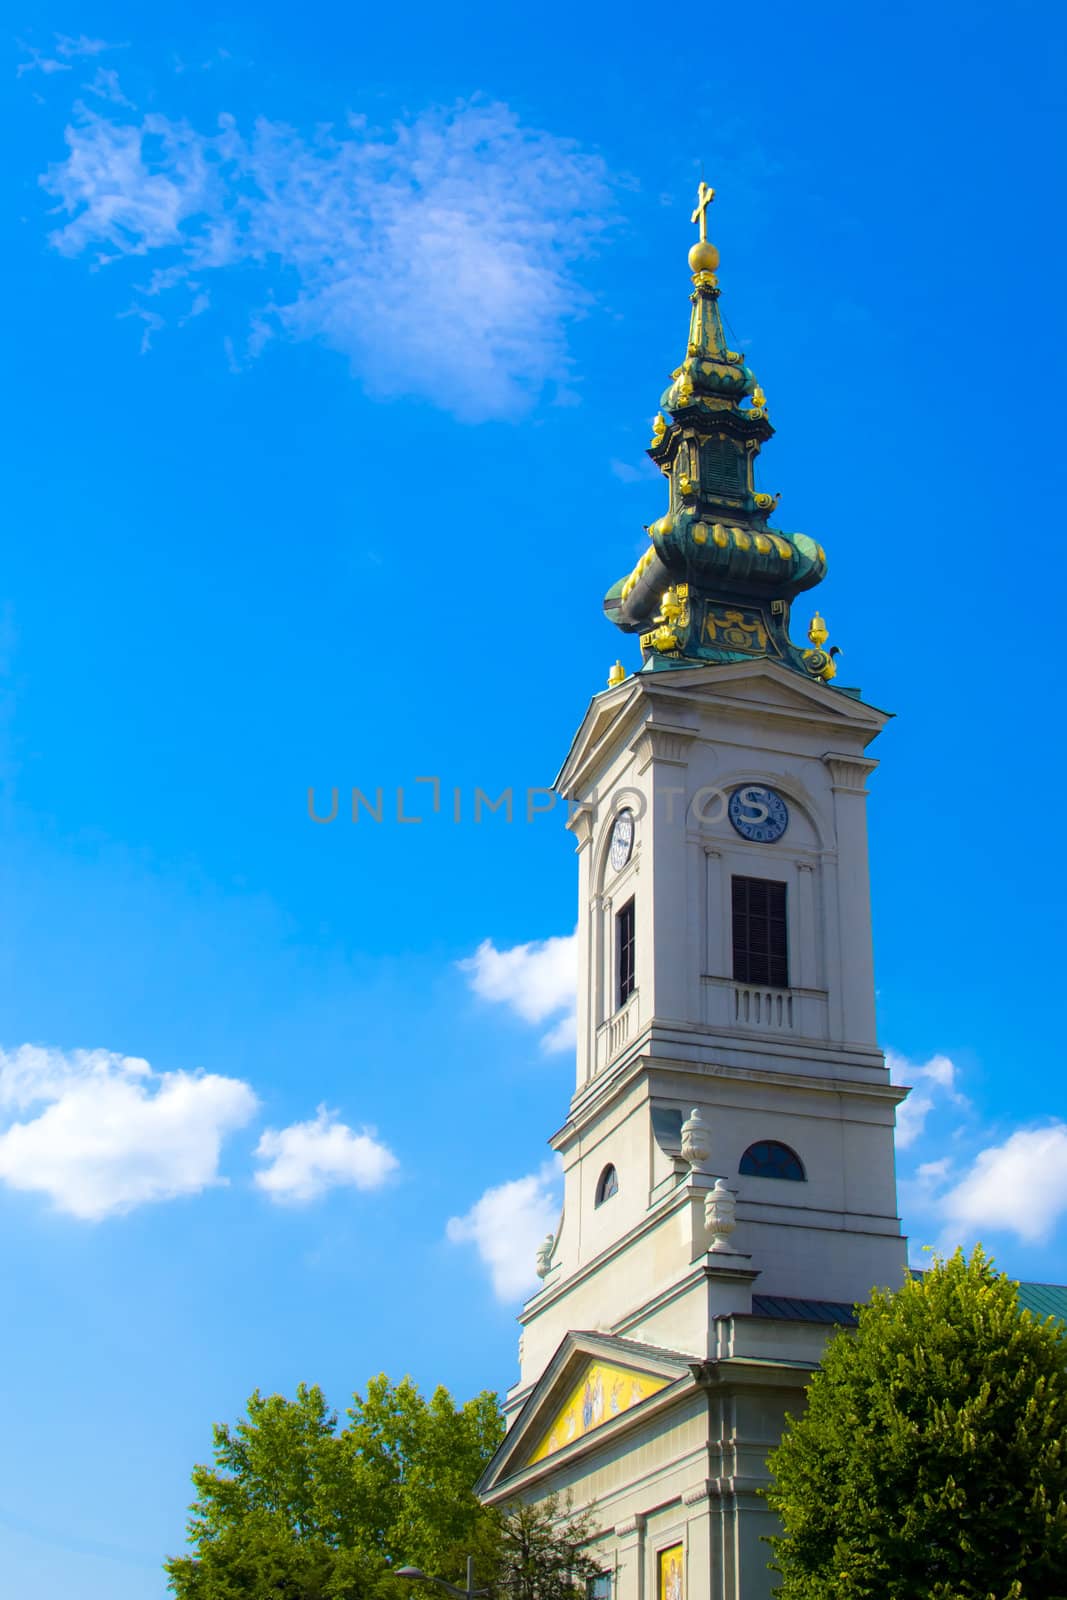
[{"xmin": 477, "ymin": 1331, "xmax": 695, "ymax": 1500}]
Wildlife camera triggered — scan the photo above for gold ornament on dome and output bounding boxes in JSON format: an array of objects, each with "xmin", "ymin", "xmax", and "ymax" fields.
[
  {"xmin": 808, "ymin": 611, "xmax": 829, "ymax": 647},
  {"xmin": 803, "ymin": 612, "xmax": 839, "ymax": 681},
  {"xmin": 657, "ymin": 584, "xmax": 689, "ymax": 627},
  {"xmin": 649, "ymin": 623, "xmax": 680, "ymax": 652}
]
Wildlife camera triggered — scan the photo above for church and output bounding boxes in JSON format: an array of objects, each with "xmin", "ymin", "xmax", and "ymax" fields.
[{"xmin": 475, "ymin": 187, "xmax": 1066, "ymax": 1599}]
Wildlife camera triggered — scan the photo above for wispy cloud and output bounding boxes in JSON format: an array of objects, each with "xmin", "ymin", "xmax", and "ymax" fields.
[
  {"xmin": 888, "ymin": 1049, "xmax": 967, "ymax": 1150},
  {"xmin": 459, "ymin": 930, "xmax": 576, "ymax": 1053},
  {"xmin": 38, "ymin": 91, "xmax": 612, "ymax": 419},
  {"xmin": 0, "ymin": 1044, "xmax": 256, "ymax": 1219},
  {"xmin": 254, "ymin": 1106, "xmax": 398, "ymax": 1203},
  {"xmin": 610, "ymin": 455, "xmax": 660, "ymax": 485},
  {"xmin": 83, "ymin": 66, "xmax": 135, "ymax": 108},
  {"xmin": 447, "ymin": 1159, "xmax": 561, "ymax": 1301},
  {"xmin": 17, "ymin": 33, "xmax": 118, "ymax": 77}
]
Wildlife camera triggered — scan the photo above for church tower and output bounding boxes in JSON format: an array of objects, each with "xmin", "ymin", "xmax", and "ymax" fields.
[{"xmin": 478, "ymin": 190, "xmax": 908, "ymax": 1600}]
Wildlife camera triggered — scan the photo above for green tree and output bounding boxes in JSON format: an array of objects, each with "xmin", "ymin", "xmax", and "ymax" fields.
[
  {"xmin": 492, "ymin": 1496, "xmax": 603, "ymax": 1600},
  {"xmin": 165, "ymin": 1377, "xmax": 504, "ymax": 1600},
  {"xmin": 764, "ymin": 1247, "xmax": 1067, "ymax": 1600}
]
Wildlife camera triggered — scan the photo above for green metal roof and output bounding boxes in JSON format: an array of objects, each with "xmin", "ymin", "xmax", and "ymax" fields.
[
  {"xmin": 752, "ymin": 1280, "xmax": 1067, "ymax": 1328},
  {"xmin": 751, "ymin": 1295, "xmax": 857, "ymax": 1325},
  {"xmin": 1015, "ymin": 1281, "xmax": 1067, "ymax": 1323}
]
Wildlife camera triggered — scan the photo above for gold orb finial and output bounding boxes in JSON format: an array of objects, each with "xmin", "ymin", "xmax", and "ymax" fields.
[
  {"xmin": 688, "ymin": 240, "xmax": 720, "ymax": 273},
  {"xmin": 607, "ymin": 660, "xmax": 626, "ymax": 687},
  {"xmin": 808, "ymin": 611, "xmax": 829, "ymax": 648}
]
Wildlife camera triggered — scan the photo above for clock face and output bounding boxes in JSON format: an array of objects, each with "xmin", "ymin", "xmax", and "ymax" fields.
[
  {"xmin": 729, "ymin": 785, "xmax": 789, "ymax": 844},
  {"xmin": 609, "ymin": 809, "xmax": 635, "ymax": 872}
]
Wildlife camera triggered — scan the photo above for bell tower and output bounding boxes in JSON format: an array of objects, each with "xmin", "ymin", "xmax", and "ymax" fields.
[{"xmin": 479, "ymin": 190, "xmax": 907, "ymax": 1600}]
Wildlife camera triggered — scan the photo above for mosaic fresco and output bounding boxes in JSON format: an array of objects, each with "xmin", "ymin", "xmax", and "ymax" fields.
[
  {"xmin": 528, "ymin": 1360, "xmax": 668, "ymax": 1464},
  {"xmin": 658, "ymin": 1545, "xmax": 684, "ymax": 1600}
]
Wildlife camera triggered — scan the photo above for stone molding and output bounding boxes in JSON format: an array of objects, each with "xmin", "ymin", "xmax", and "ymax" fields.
[
  {"xmin": 632, "ymin": 722, "xmax": 697, "ymax": 773},
  {"xmin": 821, "ymin": 752, "xmax": 878, "ymax": 793},
  {"xmin": 569, "ymin": 802, "xmax": 595, "ymax": 847}
]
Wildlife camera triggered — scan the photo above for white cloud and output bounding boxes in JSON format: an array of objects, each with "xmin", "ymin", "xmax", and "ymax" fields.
[
  {"xmin": 0, "ymin": 1044, "xmax": 257, "ymax": 1220},
  {"xmin": 46, "ymin": 112, "xmax": 216, "ymax": 259},
  {"xmin": 84, "ymin": 67, "xmax": 135, "ymax": 108},
  {"xmin": 39, "ymin": 96, "xmax": 611, "ymax": 420},
  {"xmin": 254, "ymin": 1106, "xmax": 398, "ymax": 1203},
  {"xmin": 610, "ymin": 456, "xmax": 660, "ymax": 485},
  {"xmin": 459, "ymin": 930, "xmax": 576, "ymax": 1053},
  {"xmin": 447, "ymin": 1160, "xmax": 561, "ymax": 1301},
  {"xmin": 17, "ymin": 47, "xmax": 71, "ymax": 78},
  {"xmin": 17, "ymin": 34, "xmax": 117, "ymax": 77},
  {"xmin": 934, "ymin": 1124, "xmax": 1067, "ymax": 1246},
  {"xmin": 888, "ymin": 1049, "xmax": 966, "ymax": 1149},
  {"xmin": 55, "ymin": 34, "xmax": 115, "ymax": 59}
]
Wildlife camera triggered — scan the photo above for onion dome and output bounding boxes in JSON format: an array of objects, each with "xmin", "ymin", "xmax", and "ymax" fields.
[{"xmin": 604, "ymin": 186, "xmax": 836, "ymax": 686}]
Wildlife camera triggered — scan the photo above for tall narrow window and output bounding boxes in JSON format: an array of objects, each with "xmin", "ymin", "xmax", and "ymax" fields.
[
  {"xmin": 732, "ymin": 876, "xmax": 788, "ymax": 988},
  {"xmin": 616, "ymin": 897, "xmax": 636, "ymax": 1007}
]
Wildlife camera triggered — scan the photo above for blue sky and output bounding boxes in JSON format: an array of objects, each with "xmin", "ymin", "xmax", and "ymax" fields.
[{"xmin": 2, "ymin": 1, "xmax": 1066, "ymax": 1594}]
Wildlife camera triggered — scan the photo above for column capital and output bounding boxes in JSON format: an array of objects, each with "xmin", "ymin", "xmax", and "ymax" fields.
[
  {"xmin": 822, "ymin": 752, "xmax": 878, "ymax": 793},
  {"xmin": 568, "ymin": 801, "xmax": 595, "ymax": 846},
  {"xmin": 632, "ymin": 721, "xmax": 697, "ymax": 773}
]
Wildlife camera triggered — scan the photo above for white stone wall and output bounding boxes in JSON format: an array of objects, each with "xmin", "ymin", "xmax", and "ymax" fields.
[{"xmin": 497, "ymin": 661, "xmax": 909, "ymax": 1600}]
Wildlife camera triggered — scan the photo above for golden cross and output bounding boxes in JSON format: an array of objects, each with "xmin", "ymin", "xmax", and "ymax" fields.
[{"xmin": 690, "ymin": 180, "xmax": 715, "ymax": 242}]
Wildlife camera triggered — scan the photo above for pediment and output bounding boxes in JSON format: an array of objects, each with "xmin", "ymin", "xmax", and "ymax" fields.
[
  {"xmin": 478, "ymin": 1332, "xmax": 693, "ymax": 1497},
  {"xmin": 555, "ymin": 662, "xmax": 889, "ymax": 798},
  {"xmin": 647, "ymin": 660, "xmax": 890, "ymax": 730},
  {"xmin": 555, "ymin": 684, "xmax": 646, "ymax": 797}
]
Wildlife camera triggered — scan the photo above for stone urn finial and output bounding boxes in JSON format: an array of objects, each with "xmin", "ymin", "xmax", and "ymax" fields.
[
  {"xmin": 680, "ymin": 1107, "xmax": 710, "ymax": 1175},
  {"xmin": 535, "ymin": 1233, "xmax": 555, "ymax": 1279},
  {"xmin": 704, "ymin": 1178, "xmax": 737, "ymax": 1253}
]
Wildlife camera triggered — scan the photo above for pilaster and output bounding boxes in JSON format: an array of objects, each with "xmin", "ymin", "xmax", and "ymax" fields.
[
  {"xmin": 822, "ymin": 753, "xmax": 879, "ymax": 1045},
  {"xmin": 614, "ymin": 1514, "xmax": 645, "ymax": 1600}
]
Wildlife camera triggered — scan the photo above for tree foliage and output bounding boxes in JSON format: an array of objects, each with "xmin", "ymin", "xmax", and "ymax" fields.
[
  {"xmin": 166, "ymin": 1378, "xmax": 602, "ymax": 1600},
  {"xmin": 493, "ymin": 1496, "xmax": 602, "ymax": 1600},
  {"xmin": 764, "ymin": 1247, "xmax": 1067, "ymax": 1600},
  {"xmin": 165, "ymin": 1376, "xmax": 504, "ymax": 1600}
]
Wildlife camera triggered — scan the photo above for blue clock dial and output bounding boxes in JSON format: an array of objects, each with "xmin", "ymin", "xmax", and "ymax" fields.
[{"xmin": 729, "ymin": 785, "xmax": 789, "ymax": 843}]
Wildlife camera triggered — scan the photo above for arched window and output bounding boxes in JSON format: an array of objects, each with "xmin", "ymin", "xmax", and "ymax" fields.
[
  {"xmin": 595, "ymin": 1164, "xmax": 619, "ymax": 1206},
  {"xmin": 739, "ymin": 1141, "xmax": 805, "ymax": 1181}
]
